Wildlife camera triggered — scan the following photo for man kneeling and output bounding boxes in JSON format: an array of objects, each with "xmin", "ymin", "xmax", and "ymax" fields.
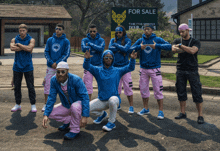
[
  {"xmin": 83, "ymin": 50, "xmax": 137, "ymax": 131},
  {"xmin": 42, "ymin": 61, "xmax": 90, "ymax": 140}
]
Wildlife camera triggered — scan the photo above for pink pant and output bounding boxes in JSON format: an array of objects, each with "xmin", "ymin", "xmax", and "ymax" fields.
[
  {"xmin": 49, "ymin": 101, "xmax": 82, "ymax": 133},
  {"xmin": 139, "ymin": 68, "xmax": 163, "ymax": 99},
  {"xmin": 44, "ymin": 67, "xmax": 56, "ymax": 94},
  {"xmin": 83, "ymin": 70, "xmax": 93, "ymax": 94},
  {"xmin": 118, "ymin": 72, "xmax": 133, "ymax": 96}
]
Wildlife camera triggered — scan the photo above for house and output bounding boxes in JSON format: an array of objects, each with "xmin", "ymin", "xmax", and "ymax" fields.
[{"xmin": 171, "ymin": 0, "xmax": 220, "ymax": 55}]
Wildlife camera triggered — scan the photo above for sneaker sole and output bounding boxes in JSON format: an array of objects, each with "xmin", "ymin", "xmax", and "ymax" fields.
[
  {"xmin": 93, "ymin": 113, "xmax": 108, "ymax": 124},
  {"xmin": 31, "ymin": 110, "xmax": 37, "ymax": 113},
  {"xmin": 102, "ymin": 125, "xmax": 116, "ymax": 132},
  {"xmin": 157, "ymin": 116, "xmax": 164, "ymax": 120},
  {"xmin": 128, "ymin": 111, "xmax": 134, "ymax": 114},
  {"xmin": 11, "ymin": 108, "xmax": 21, "ymax": 112},
  {"xmin": 137, "ymin": 112, "xmax": 150, "ymax": 116}
]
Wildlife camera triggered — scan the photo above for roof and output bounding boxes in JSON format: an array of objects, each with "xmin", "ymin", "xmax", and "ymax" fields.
[
  {"xmin": 171, "ymin": 0, "xmax": 214, "ymax": 18},
  {"xmin": 0, "ymin": 4, "xmax": 72, "ymax": 20}
]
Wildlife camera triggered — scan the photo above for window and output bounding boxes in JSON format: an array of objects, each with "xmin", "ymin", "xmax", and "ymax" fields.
[{"xmin": 193, "ymin": 19, "xmax": 220, "ymax": 41}]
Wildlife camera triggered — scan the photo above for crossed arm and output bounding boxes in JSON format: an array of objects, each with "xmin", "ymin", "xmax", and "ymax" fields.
[
  {"xmin": 172, "ymin": 44, "xmax": 198, "ymax": 54},
  {"xmin": 10, "ymin": 38, "xmax": 35, "ymax": 53}
]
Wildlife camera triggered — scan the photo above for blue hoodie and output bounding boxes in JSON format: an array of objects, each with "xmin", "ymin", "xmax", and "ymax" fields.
[
  {"xmin": 83, "ymin": 50, "xmax": 135, "ymax": 101},
  {"xmin": 13, "ymin": 34, "xmax": 33, "ymax": 72},
  {"xmin": 44, "ymin": 73, "xmax": 90, "ymax": 117},
  {"xmin": 130, "ymin": 33, "xmax": 171, "ymax": 69},
  {"xmin": 108, "ymin": 34, "xmax": 131, "ymax": 67},
  {"xmin": 81, "ymin": 33, "xmax": 105, "ymax": 66},
  {"xmin": 45, "ymin": 33, "xmax": 70, "ymax": 68}
]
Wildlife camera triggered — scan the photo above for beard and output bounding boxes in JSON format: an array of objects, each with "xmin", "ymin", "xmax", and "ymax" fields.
[{"xmin": 57, "ymin": 74, "xmax": 68, "ymax": 83}]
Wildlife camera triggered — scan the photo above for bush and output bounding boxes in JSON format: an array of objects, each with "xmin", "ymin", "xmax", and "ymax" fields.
[{"xmin": 127, "ymin": 29, "xmax": 181, "ymax": 58}]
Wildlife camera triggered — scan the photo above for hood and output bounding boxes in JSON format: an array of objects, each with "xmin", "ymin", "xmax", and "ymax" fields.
[
  {"xmin": 116, "ymin": 34, "xmax": 128, "ymax": 40},
  {"xmin": 102, "ymin": 50, "xmax": 115, "ymax": 69},
  {"xmin": 142, "ymin": 33, "xmax": 156, "ymax": 40},
  {"xmin": 52, "ymin": 33, "xmax": 66, "ymax": 39},
  {"xmin": 15, "ymin": 34, "xmax": 31, "ymax": 41},
  {"xmin": 87, "ymin": 33, "xmax": 101, "ymax": 40}
]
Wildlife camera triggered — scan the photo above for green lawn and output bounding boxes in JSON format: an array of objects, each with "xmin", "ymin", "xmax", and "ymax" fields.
[
  {"xmin": 72, "ymin": 50, "xmax": 219, "ymax": 64},
  {"xmin": 162, "ymin": 73, "xmax": 220, "ymax": 88}
]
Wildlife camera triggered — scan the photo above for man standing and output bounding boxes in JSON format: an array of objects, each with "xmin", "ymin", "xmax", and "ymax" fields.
[
  {"xmin": 81, "ymin": 24, "xmax": 105, "ymax": 101},
  {"xmin": 130, "ymin": 24, "xmax": 171, "ymax": 119},
  {"xmin": 43, "ymin": 24, "xmax": 70, "ymax": 112},
  {"xmin": 42, "ymin": 61, "xmax": 90, "ymax": 140},
  {"xmin": 83, "ymin": 50, "xmax": 137, "ymax": 131},
  {"xmin": 108, "ymin": 25, "xmax": 134, "ymax": 113},
  {"xmin": 10, "ymin": 24, "xmax": 36, "ymax": 112},
  {"xmin": 172, "ymin": 23, "xmax": 204, "ymax": 124}
]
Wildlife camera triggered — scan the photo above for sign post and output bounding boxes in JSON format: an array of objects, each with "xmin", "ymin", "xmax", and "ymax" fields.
[
  {"xmin": 188, "ymin": 14, "xmax": 193, "ymax": 37},
  {"xmin": 111, "ymin": 7, "xmax": 158, "ymax": 39}
]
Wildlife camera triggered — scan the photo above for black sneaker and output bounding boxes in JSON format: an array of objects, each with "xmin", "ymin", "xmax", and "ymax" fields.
[
  {"xmin": 175, "ymin": 113, "xmax": 187, "ymax": 119},
  {"xmin": 197, "ymin": 116, "xmax": 204, "ymax": 124}
]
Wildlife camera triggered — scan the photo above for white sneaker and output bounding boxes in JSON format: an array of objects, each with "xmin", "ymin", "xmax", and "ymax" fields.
[
  {"xmin": 42, "ymin": 104, "xmax": 46, "ymax": 112},
  {"xmin": 31, "ymin": 104, "xmax": 37, "ymax": 113},
  {"xmin": 11, "ymin": 104, "xmax": 21, "ymax": 112}
]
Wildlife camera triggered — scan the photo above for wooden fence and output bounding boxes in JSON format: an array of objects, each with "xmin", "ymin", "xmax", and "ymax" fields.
[{"xmin": 70, "ymin": 36, "xmax": 111, "ymax": 52}]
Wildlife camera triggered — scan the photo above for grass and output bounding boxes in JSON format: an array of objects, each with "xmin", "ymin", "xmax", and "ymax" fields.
[
  {"xmin": 162, "ymin": 73, "xmax": 220, "ymax": 88},
  {"xmin": 71, "ymin": 49, "xmax": 219, "ymax": 64},
  {"xmin": 160, "ymin": 54, "xmax": 219, "ymax": 64}
]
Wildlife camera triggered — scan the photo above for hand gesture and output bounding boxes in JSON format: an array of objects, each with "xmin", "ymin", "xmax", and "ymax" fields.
[
  {"xmin": 84, "ymin": 49, "xmax": 93, "ymax": 59},
  {"xmin": 42, "ymin": 116, "xmax": 49, "ymax": 129},
  {"xmin": 130, "ymin": 50, "xmax": 137, "ymax": 59},
  {"xmin": 172, "ymin": 45, "xmax": 178, "ymax": 53},
  {"xmin": 141, "ymin": 41, "xmax": 148, "ymax": 50},
  {"xmin": 52, "ymin": 63, "xmax": 57, "ymax": 69},
  {"xmin": 148, "ymin": 40, "xmax": 156, "ymax": 49},
  {"xmin": 80, "ymin": 117, "xmax": 87, "ymax": 128}
]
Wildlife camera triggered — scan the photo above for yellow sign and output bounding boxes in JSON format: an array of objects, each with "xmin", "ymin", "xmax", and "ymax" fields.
[
  {"xmin": 112, "ymin": 10, "xmax": 126, "ymax": 26},
  {"xmin": 111, "ymin": 31, "xmax": 115, "ymax": 39}
]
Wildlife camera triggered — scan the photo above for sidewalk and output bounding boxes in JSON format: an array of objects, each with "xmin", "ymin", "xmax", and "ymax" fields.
[{"xmin": 0, "ymin": 48, "xmax": 220, "ymax": 95}]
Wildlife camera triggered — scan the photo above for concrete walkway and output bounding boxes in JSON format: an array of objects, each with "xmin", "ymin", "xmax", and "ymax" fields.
[{"xmin": 0, "ymin": 48, "xmax": 220, "ymax": 95}]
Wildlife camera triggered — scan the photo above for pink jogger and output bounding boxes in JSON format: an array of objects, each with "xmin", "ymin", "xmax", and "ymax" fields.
[
  {"xmin": 139, "ymin": 68, "xmax": 164, "ymax": 100},
  {"xmin": 118, "ymin": 72, "xmax": 133, "ymax": 96},
  {"xmin": 44, "ymin": 67, "xmax": 56, "ymax": 94},
  {"xmin": 83, "ymin": 70, "xmax": 93, "ymax": 94},
  {"xmin": 49, "ymin": 101, "xmax": 82, "ymax": 133}
]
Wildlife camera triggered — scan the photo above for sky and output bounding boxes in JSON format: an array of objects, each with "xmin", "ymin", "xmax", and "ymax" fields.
[{"xmin": 161, "ymin": 0, "xmax": 206, "ymax": 22}]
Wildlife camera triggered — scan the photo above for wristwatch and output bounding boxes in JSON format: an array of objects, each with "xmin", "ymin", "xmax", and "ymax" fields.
[{"xmin": 178, "ymin": 43, "xmax": 182, "ymax": 48}]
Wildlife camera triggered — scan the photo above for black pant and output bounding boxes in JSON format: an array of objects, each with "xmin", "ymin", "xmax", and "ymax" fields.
[
  {"xmin": 13, "ymin": 70, "xmax": 36, "ymax": 105},
  {"xmin": 175, "ymin": 70, "xmax": 203, "ymax": 103}
]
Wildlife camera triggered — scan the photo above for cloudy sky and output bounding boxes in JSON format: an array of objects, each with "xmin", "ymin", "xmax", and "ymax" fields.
[{"xmin": 161, "ymin": 0, "xmax": 205, "ymax": 21}]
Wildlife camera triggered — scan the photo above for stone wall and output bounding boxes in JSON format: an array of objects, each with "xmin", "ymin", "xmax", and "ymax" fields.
[
  {"xmin": 199, "ymin": 41, "xmax": 220, "ymax": 55},
  {"xmin": 180, "ymin": 0, "xmax": 220, "ymax": 24}
]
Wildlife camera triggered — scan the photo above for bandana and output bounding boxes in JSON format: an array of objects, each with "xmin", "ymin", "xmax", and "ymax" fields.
[
  {"xmin": 178, "ymin": 23, "xmax": 192, "ymax": 31},
  {"xmin": 56, "ymin": 61, "xmax": 69, "ymax": 69},
  {"xmin": 61, "ymin": 79, "xmax": 68, "ymax": 87},
  {"xmin": 115, "ymin": 27, "xmax": 123, "ymax": 32}
]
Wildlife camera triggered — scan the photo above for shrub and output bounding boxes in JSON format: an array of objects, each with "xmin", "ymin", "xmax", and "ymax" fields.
[{"xmin": 127, "ymin": 29, "xmax": 181, "ymax": 58}]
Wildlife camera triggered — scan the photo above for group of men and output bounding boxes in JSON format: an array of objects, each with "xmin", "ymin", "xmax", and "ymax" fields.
[{"xmin": 9, "ymin": 22, "xmax": 204, "ymax": 140}]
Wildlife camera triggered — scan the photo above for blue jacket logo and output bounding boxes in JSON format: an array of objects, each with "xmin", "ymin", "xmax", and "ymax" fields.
[
  {"xmin": 52, "ymin": 43, "xmax": 61, "ymax": 52},
  {"xmin": 144, "ymin": 46, "xmax": 153, "ymax": 54}
]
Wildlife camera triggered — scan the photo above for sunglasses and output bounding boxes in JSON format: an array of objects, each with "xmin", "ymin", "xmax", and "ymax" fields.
[
  {"xmin": 90, "ymin": 30, "xmax": 96, "ymax": 33},
  {"xmin": 104, "ymin": 57, "xmax": 113, "ymax": 60},
  {"xmin": 55, "ymin": 27, "xmax": 62, "ymax": 31},
  {"xmin": 116, "ymin": 32, "xmax": 122, "ymax": 34},
  {"xmin": 57, "ymin": 70, "xmax": 66, "ymax": 74}
]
